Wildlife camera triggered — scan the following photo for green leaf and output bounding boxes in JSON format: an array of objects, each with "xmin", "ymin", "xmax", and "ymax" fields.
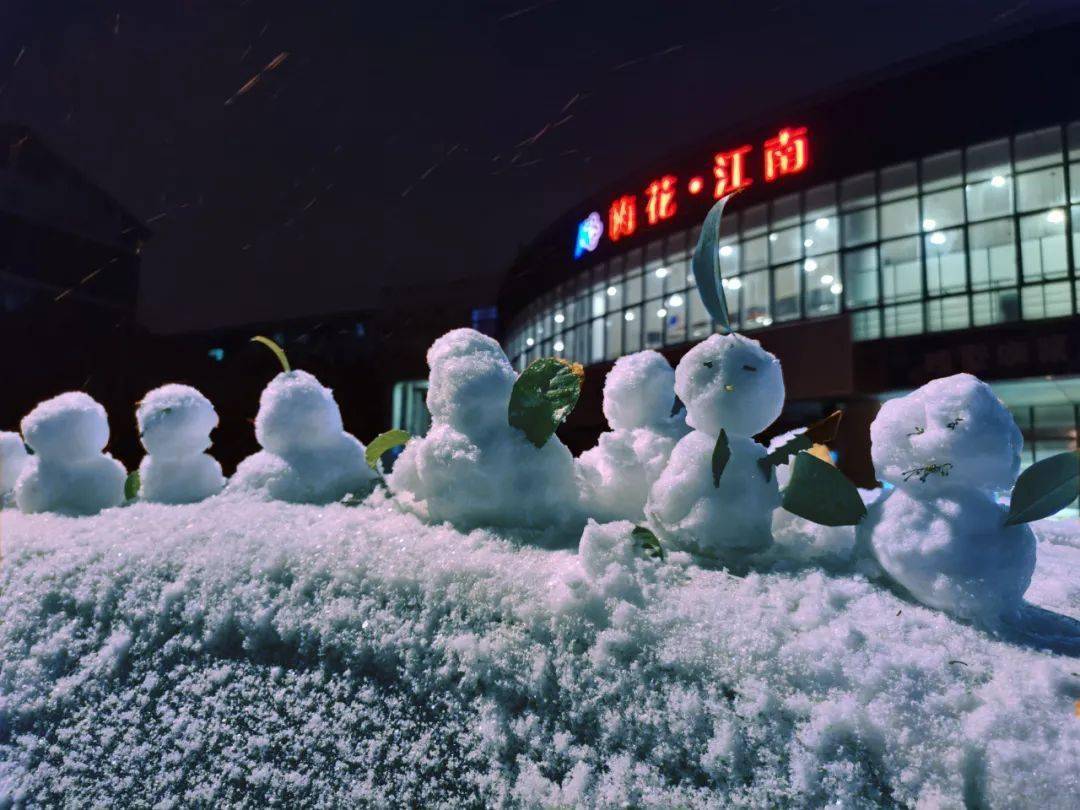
[
  {"xmin": 508, "ymin": 357, "xmax": 584, "ymax": 448},
  {"xmin": 690, "ymin": 195, "xmax": 735, "ymax": 332},
  {"xmin": 251, "ymin": 335, "xmax": 291, "ymax": 373},
  {"xmin": 1004, "ymin": 450, "xmax": 1080, "ymax": 526},
  {"xmin": 758, "ymin": 410, "xmax": 843, "ymax": 481},
  {"xmin": 781, "ymin": 451, "xmax": 866, "ymax": 527},
  {"xmin": 712, "ymin": 429, "xmax": 731, "ymax": 488},
  {"xmin": 631, "ymin": 525, "xmax": 665, "ymax": 561},
  {"xmin": 365, "ymin": 429, "xmax": 411, "ymax": 470},
  {"xmin": 124, "ymin": 470, "xmax": 140, "ymax": 501}
]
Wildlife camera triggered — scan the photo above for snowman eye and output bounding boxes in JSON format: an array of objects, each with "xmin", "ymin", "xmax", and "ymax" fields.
[
  {"xmin": 742, "ymin": 364, "xmax": 757, "ymax": 372},
  {"xmin": 703, "ymin": 361, "xmax": 714, "ymax": 368}
]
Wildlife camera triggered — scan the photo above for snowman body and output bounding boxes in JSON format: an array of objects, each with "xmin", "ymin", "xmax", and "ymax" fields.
[
  {"xmin": 15, "ymin": 392, "xmax": 126, "ymax": 515},
  {"xmin": 576, "ymin": 350, "xmax": 688, "ymax": 523},
  {"xmin": 0, "ymin": 431, "xmax": 29, "ymax": 505},
  {"xmin": 646, "ymin": 334, "xmax": 784, "ymax": 563},
  {"xmin": 137, "ymin": 384, "xmax": 225, "ymax": 504},
  {"xmin": 856, "ymin": 373, "xmax": 1036, "ymax": 621}
]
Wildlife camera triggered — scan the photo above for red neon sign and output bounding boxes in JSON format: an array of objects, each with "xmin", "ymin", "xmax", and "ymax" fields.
[
  {"xmin": 764, "ymin": 127, "xmax": 809, "ymax": 181},
  {"xmin": 644, "ymin": 174, "xmax": 677, "ymax": 225},
  {"xmin": 609, "ymin": 195, "xmax": 637, "ymax": 241},
  {"xmin": 594, "ymin": 126, "xmax": 810, "ymax": 248}
]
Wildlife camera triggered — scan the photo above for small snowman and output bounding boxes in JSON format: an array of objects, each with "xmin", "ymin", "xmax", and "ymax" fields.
[
  {"xmin": 575, "ymin": 350, "xmax": 688, "ymax": 523},
  {"xmin": 0, "ymin": 431, "xmax": 30, "ymax": 506},
  {"xmin": 229, "ymin": 362, "xmax": 379, "ymax": 504},
  {"xmin": 856, "ymin": 373, "xmax": 1036, "ymax": 622},
  {"xmin": 646, "ymin": 333, "xmax": 785, "ymax": 563},
  {"xmin": 388, "ymin": 328, "xmax": 580, "ymax": 531},
  {"xmin": 15, "ymin": 392, "xmax": 127, "ymax": 515},
  {"xmin": 136, "ymin": 384, "xmax": 225, "ymax": 504}
]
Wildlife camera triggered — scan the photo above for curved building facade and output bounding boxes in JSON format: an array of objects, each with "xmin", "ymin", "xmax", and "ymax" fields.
[{"xmin": 497, "ymin": 19, "xmax": 1080, "ymax": 510}]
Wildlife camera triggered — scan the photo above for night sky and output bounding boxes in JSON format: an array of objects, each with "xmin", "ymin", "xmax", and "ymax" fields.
[{"xmin": 1, "ymin": 0, "xmax": 1070, "ymax": 334}]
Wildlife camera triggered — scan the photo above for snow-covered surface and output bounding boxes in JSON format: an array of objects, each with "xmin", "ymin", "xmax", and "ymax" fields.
[{"xmin": 2, "ymin": 494, "xmax": 1077, "ymax": 807}]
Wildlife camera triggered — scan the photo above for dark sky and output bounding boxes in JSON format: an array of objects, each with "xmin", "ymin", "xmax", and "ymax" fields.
[{"xmin": 0, "ymin": 0, "xmax": 1070, "ymax": 333}]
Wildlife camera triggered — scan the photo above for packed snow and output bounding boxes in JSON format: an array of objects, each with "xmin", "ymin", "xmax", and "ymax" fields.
[
  {"xmin": 228, "ymin": 369, "xmax": 379, "ymax": 504},
  {"xmin": 14, "ymin": 392, "xmax": 127, "ymax": 516},
  {"xmin": 0, "ymin": 494, "xmax": 1077, "ymax": 806},
  {"xmin": 0, "ymin": 432, "xmax": 28, "ymax": 504},
  {"xmin": 136, "ymin": 384, "xmax": 226, "ymax": 505},
  {"xmin": 575, "ymin": 351, "xmax": 688, "ymax": 523}
]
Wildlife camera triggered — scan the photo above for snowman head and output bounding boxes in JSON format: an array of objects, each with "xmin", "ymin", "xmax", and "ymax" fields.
[
  {"xmin": 137, "ymin": 384, "xmax": 219, "ymax": 457},
  {"xmin": 21, "ymin": 391, "xmax": 111, "ymax": 460},
  {"xmin": 255, "ymin": 370, "xmax": 345, "ymax": 455},
  {"xmin": 426, "ymin": 329, "xmax": 516, "ymax": 435},
  {"xmin": 674, "ymin": 334, "xmax": 784, "ymax": 437},
  {"xmin": 602, "ymin": 350, "xmax": 678, "ymax": 430},
  {"xmin": 871, "ymin": 373, "xmax": 1022, "ymax": 493}
]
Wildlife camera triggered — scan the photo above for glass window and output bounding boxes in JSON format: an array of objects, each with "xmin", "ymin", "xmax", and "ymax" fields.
[
  {"xmin": 879, "ymin": 162, "xmax": 917, "ymax": 201},
  {"xmin": 1069, "ymin": 121, "xmax": 1080, "ymax": 160},
  {"xmin": 772, "ymin": 193, "xmax": 800, "ymax": 228},
  {"xmin": 645, "ymin": 265, "xmax": 666, "ymax": 299},
  {"xmin": 1021, "ymin": 282, "xmax": 1071, "ymax": 320},
  {"xmin": 922, "ymin": 187, "xmax": 964, "ymax": 230},
  {"xmin": 1016, "ymin": 167, "xmax": 1066, "ymax": 212},
  {"xmin": 591, "ymin": 286, "xmax": 607, "ymax": 317},
  {"xmin": 773, "ymin": 263, "xmax": 800, "ymax": 322},
  {"xmin": 688, "ymin": 284, "xmax": 713, "ymax": 338},
  {"xmin": 804, "ymin": 213, "xmax": 837, "ymax": 255},
  {"xmin": 881, "ymin": 237, "xmax": 922, "ymax": 302},
  {"xmin": 589, "ymin": 317, "xmax": 605, "ymax": 362},
  {"xmin": 1073, "ymin": 205, "xmax": 1080, "ymax": 270},
  {"xmin": 966, "ymin": 138, "xmax": 1010, "ymax": 181},
  {"xmin": 842, "ymin": 207, "xmax": 877, "ymax": 247},
  {"xmin": 925, "ymin": 227, "xmax": 966, "ymax": 296},
  {"xmin": 770, "ymin": 225, "xmax": 802, "ymax": 264},
  {"xmin": 966, "ymin": 175, "xmax": 1013, "ymax": 220},
  {"xmin": 969, "ymin": 218, "xmax": 1017, "ymax": 290},
  {"xmin": 804, "ymin": 183, "xmax": 837, "ymax": 219},
  {"xmin": 665, "ymin": 291, "xmax": 687, "ymax": 345},
  {"xmin": 1071, "ymin": 163, "xmax": 1080, "ymax": 204},
  {"xmin": 720, "ymin": 278, "xmax": 740, "ymax": 329},
  {"xmin": 972, "ymin": 288, "xmax": 1019, "ymax": 326},
  {"xmin": 644, "ymin": 298, "xmax": 664, "ymax": 348},
  {"xmin": 880, "ymin": 198, "xmax": 919, "ymax": 238},
  {"xmin": 1020, "ymin": 209, "xmax": 1068, "ymax": 281},
  {"xmin": 743, "ymin": 235, "xmax": 768, "ymax": 270},
  {"xmin": 717, "ymin": 238, "xmax": 739, "ymax": 278},
  {"xmin": 804, "ymin": 253, "xmax": 840, "ymax": 317},
  {"xmin": 740, "ymin": 270, "xmax": 770, "ymax": 329},
  {"xmin": 843, "ymin": 247, "xmax": 878, "ymax": 308},
  {"xmin": 624, "ymin": 272, "xmax": 643, "ymax": 305},
  {"xmin": 666, "ymin": 257, "xmax": 688, "ymax": 291},
  {"xmin": 921, "ymin": 150, "xmax": 962, "ymax": 191},
  {"xmin": 1014, "ymin": 127, "xmax": 1062, "ymax": 171},
  {"xmin": 926, "ymin": 295, "xmax": 969, "ymax": 332},
  {"xmin": 622, "ymin": 305, "xmax": 642, "ymax": 351},
  {"xmin": 852, "ymin": 309, "xmax": 881, "ymax": 341},
  {"xmin": 840, "ymin": 173, "xmax": 875, "ymax": 210},
  {"xmin": 742, "ymin": 203, "xmax": 767, "ymax": 236},
  {"xmin": 604, "ymin": 313, "xmax": 622, "ymax": 360},
  {"xmin": 883, "ymin": 302, "xmax": 923, "ymax": 336}
]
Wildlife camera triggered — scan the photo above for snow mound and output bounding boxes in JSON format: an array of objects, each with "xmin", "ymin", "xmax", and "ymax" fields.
[{"xmin": 4, "ymin": 498, "xmax": 1076, "ymax": 806}]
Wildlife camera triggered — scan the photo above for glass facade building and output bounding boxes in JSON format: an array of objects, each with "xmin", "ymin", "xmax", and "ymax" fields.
[{"xmin": 505, "ymin": 122, "xmax": 1080, "ymax": 369}]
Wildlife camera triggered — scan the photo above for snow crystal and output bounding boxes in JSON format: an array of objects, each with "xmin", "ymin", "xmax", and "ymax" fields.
[
  {"xmin": 15, "ymin": 392, "xmax": 126, "ymax": 515},
  {"xmin": 0, "ymin": 432, "xmax": 28, "ymax": 499},
  {"xmin": 136, "ymin": 384, "xmax": 225, "ymax": 504},
  {"xmin": 1, "ymin": 497, "xmax": 1076, "ymax": 806},
  {"xmin": 229, "ymin": 370, "xmax": 378, "ymax": 504}
]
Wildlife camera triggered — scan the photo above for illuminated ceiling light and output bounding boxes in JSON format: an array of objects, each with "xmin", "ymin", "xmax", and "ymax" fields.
[
  {"xmin": 815, "ymin": 217, "xmax": 830, "ymax": 231},
  {"xmin": 668, "ymin": 293, "xmax": 684, "ymax": 307},
  {"xmin": 803, "ymin": 238, "xmax": 814, "ymax": 248},
  {"xmin": 760, "ymin": 316, "xmax": 773, "ymax": 326},
  {"xmin": 624, "ymin": 311, "xmax": 636, "ymax": 322},
  {"xmin": 922, "ymin": 218, "xmax": 937, "ymax": 231},
  {"xmin": 687, "ymin": 272, "xmax": 695, "ymax": 283},
  {"xmin": 553, "ymin": 312, "xmax": 565, "ymax": 324},
  {"xmin": 728, "ymin": 277, "xmax": 743, "ymax": 290},
  {"xmin": 655, "ymin": 267, "xmax": 669, "ymax": 278},
  {"xmin": 554, "ymin": 340, "xmax": 565, "ymax": 352},
  {"xmin": 719, "ymin": 245, "xmax": 734, "ymax": 257},
  {"xmin": 830, "ymin": 282, "xmax": 843, "ymax": 295},
  {"xmin": 688, "ymin": 176, "xmax": 704, "ymax": 194},
  {"xmin": 525, "ymin": 337, "xmax": 535, "ymax": 347},
  {"xmin": 804, "ymin": 259, "xmax": 818, "ymax": 272},
  {"xmin": 656, "ymin": 308, "xmax": 668, "ymax": 319},
  {"xmin": 607, "ymin": 286, "xmax": 618, "ymax": 296},
  {"xmin": 929, "ymin": 231, "xmax": 947, "ymax": 245},
  {"xmin": 820, "ymin": 274, "xmax": 834, "ymax": 285},
  {"xmin": 768, "ymin": 233, "xmax": 778, "ymax": 242},
  {"xmin": 990, "ymin": 175, "xmax": 1007, "ymax": 188},
  {"xmin": 1046, "ymin": 208, "xmax": 1065, "ymax": 224}
]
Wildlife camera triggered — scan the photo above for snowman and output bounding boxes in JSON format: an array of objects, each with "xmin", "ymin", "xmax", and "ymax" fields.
[
  {"xmin": 0, "ymin": 431, "xmax": 30, "ymax": 505},
  {"xmin": 645, "ymin": 333, "xmax": 785, "ymax": 563},
  {"xmin": 388, "ymin": 328, "xmax": 580, "ymax": 531},
  {"xmin": 229, "ymin": 369, "xmax": 379, "ymax": 504},
  {"xmin": 575, "ymin": 350, "xmax": 688, "ymax": 523},
  {"xmin": 15, "ymin": 392, "xmax": 127, "ymax": 515},
  {"xmin": 136, "ymin": 384, "xmax": 226, "ymax": 504},
  {"xmin": 856, "ymin": 373, "xmax": 1036, "ymax": 622}
]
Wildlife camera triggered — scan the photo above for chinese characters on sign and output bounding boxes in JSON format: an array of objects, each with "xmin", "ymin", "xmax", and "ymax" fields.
[{"xmin": 576, "ymin": 127, "xmax": 811, "ymax": 256}]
